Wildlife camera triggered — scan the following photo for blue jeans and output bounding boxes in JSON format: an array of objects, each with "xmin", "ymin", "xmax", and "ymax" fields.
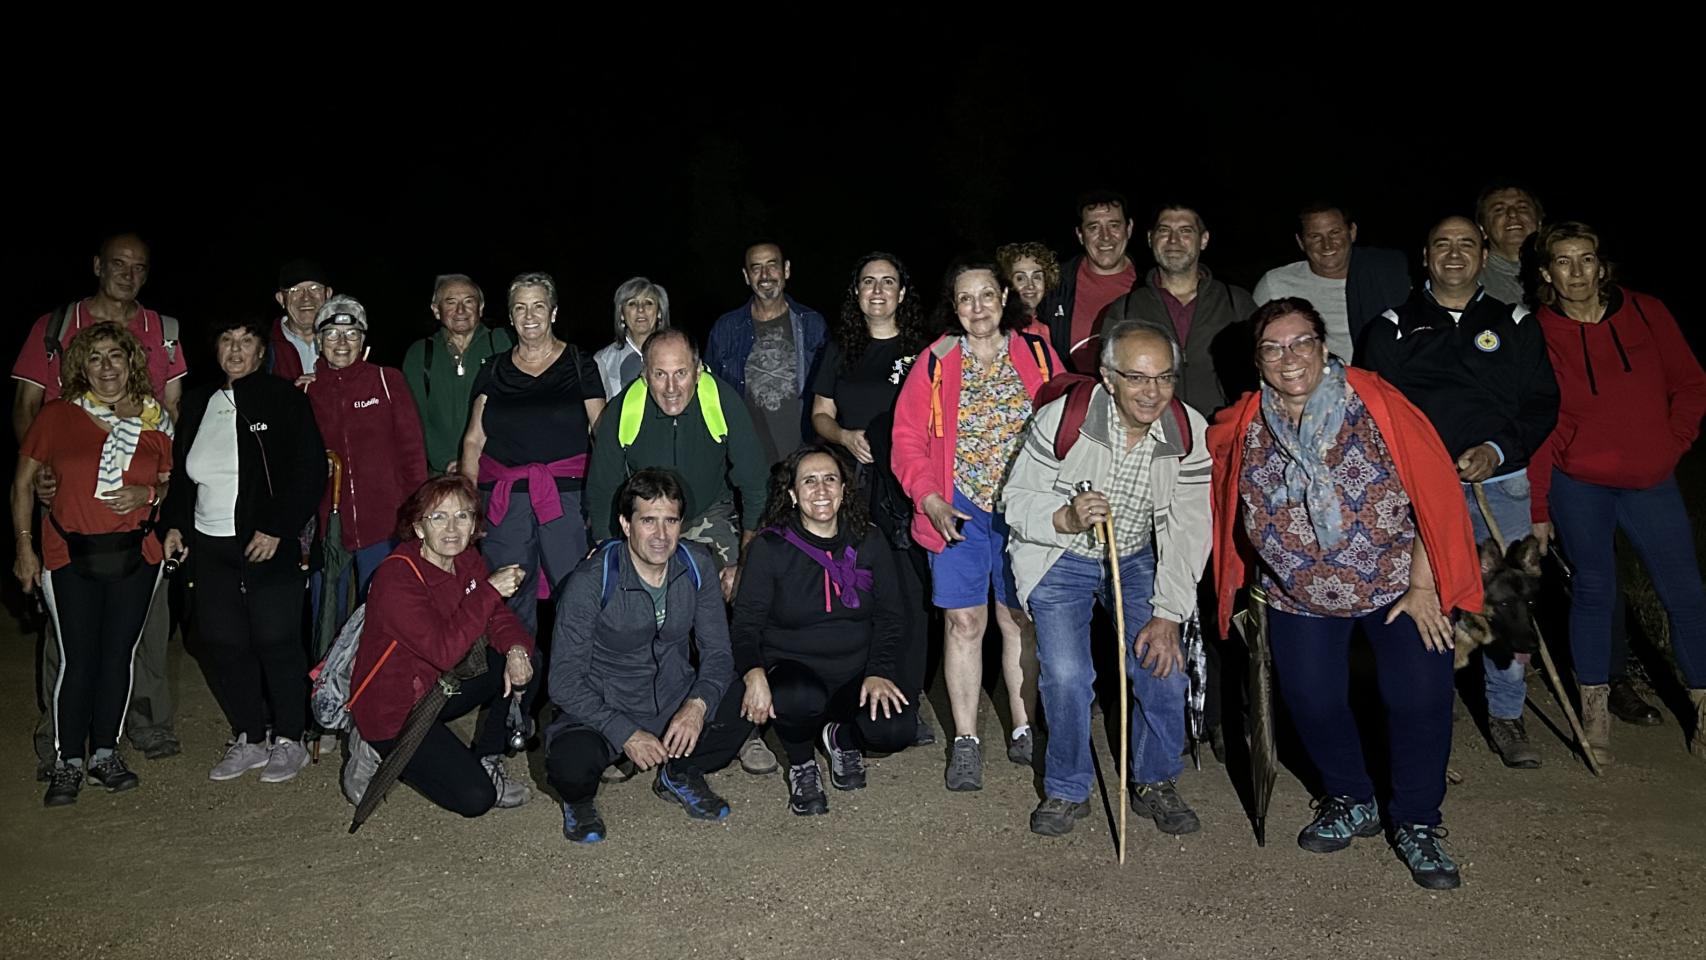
[
  {"xmin": 310, "ymin": 539, "xmax": 395, "ymax": 637},
  {"xmin": 1550, "ymin": 471, "xmax": 1706, "ymax": 688},
  {"xmin": 1464, "ymin": 473, "xmax": 1533, "ymax": 719},
  {"xmin": 481, "ymin": 487, "xmax": 588, "ymax": 636},
  {"xmin": 1027, "ymin": 549, "xmax": 1186, "ymax": 800},
  {"xmin": 1268, "ymin": 603, "xmax": 1456, "ymax": 826}
]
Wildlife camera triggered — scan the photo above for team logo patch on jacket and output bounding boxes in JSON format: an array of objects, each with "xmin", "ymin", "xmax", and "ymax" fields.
[{"xmin": 1475, "ymin": 330, "xmax": 1500, "ymax": 352}]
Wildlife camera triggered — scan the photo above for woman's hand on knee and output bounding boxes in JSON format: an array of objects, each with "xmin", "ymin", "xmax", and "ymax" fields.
[
  {"xmin": 860, "ymin": 676, "xmax": 908, "ymax": 720},
  {"xmin": 501, "ymin": 646, "xmax": 532, "ymax": 696},
  {"xmin": 741, "ymin": 668, "xmax": 774, "ymax": 722}
]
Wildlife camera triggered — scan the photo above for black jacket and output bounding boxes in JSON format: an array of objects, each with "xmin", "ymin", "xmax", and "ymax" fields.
[
  {"xmin": 1038, "ymin": 254, "xmax": 1141, "ymax": 373},
  {"xmin": 1346, "ymin": 246, "xmax": 1414, "ymax": 354},
  {"xmin": 161, "ymin": 370, "xmax": 327, "ymax": 582},
  {"xmin": 1358, "ymin": 287, "xmax": 1559, "ymax": 473},
  {"xmin": 1098, "ymin": 266, "xmax": 1258, "ymax": 415}
]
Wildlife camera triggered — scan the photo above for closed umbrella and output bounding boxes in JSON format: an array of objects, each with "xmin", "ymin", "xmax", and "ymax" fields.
[{"xmin": 1231, "ymin": 586, "xmax": 1277, "ymax": 847}]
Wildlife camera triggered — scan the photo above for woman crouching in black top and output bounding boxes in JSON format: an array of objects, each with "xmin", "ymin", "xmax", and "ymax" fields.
[{"xmin": 731, "ymin": 444, "xmax": 914, "ymax": 816}]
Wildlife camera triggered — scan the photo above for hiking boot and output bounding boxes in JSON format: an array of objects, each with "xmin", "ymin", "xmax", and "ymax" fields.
[
  {"xmin": 1029, "ymin": 797, "xmax": 1091, "ymax": 837},
  {"xmin": 1487, "ymin": 717, "xmax": 1542, "ymax": 769},
  {"xmin": 1608, "ymin": 678, "xmax": 1662, "ymax": 726},
  {"xmin": 1007, "ymin": 728, "xmax": 1034, "ymax": 766},
  {"xmin": 738, "ymin": 733, "xmax": 780, "ymax": 775},
  {"xmin": 259, "ymin": 737, "xmax": 311, "ymax": 783},
  {"xmin": 1579, "ymin": 684, "xmax": 1615, "ymax": 765},
  {"xmin": 1131, "ymin": 780, "xmax": 1201, "ymax": 835},
  {"xmin": 561, "ymin": 800, "xmax": 606, "ymax": 843},
  {"xmin": 601, "ymin": 757, "xmax": 639, "ymax": 784},
  {"xmin": 1689, "ymin": 690, "xmax": 1706, "ymax": 761},
  {"xmin": 1298, "ymin": 796, "xmax": 1382, "ymax": 853},
  {"xmin": 141, "ymin": 737, "xmax": 182, "ymax": 761},
  {"xmin": 482, "ymin": 755, "xmax": 531, "ymax": 809},
  {"xmin": 44, "ymin": 763, "xmax": 83, "ymax": 807},
  {"xmin": 913, "ymin": 714, "xmax": 937, "ymax": 747},
  {"xmin": 821, "ymin": 723, "xmax": 867, "ymax": 791},
  {"xmin": 341, "ymin": 728, "xmax": 380, "ymax": 805},
  {"xmin": 87, "ymin": 752, "xmax": 140, "ymax": 792},
  {"xmin": 209, "ymin": 734, "xmax": 270, "ymax": 781},
  {"xmin": 653, "ymin": 764, "xmax": 730, "ymax": 821},
  {"xmin": 944, "ymin": 737, "xmax": 983, "ymax": 792},
  {"xmin": 1393, "ymin": 823, "xmax": 1462, "ymax": 890},
  {"xmin": 787, "ymin": 761, "xmax": 829, "ymax": 816}
]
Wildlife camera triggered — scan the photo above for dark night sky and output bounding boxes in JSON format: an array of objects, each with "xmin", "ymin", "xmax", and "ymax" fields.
[{"xmin": 13, "ymin": 41, "xmax": 1699, "ymax": 383}]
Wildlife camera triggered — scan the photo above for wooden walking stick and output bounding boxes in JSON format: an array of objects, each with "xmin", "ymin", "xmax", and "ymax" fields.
[
  {"xmin": 1077, "ymin": 480, "xmax": 1129, "ymax": 866},
  {"xmin": 1472, "ymin": 482, "xmax": 1602, "ymax": 777}
]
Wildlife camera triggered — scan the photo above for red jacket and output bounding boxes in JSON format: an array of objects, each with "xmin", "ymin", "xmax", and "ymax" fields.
[
  {"xmin": 891, "ymin": 331, "xmax": 1063, "ymax": 553},
  {"xmin": 1526, "ymin": 288, "xmax": 1706, "ymax": 521},
  {"xmin": 1207, "ymin": 368, "xmax": 1482, "ymax": 638},
  {"xmin": 305, "ymin": 359, "xmax": 428, "ymax": 550},
  {"xmin": 349, "ymin": 541, "xmax": 534, "ymax": 742},
  {"xmin": 267, "ymin": 317, "xmax": 310, "ymax": 382}
]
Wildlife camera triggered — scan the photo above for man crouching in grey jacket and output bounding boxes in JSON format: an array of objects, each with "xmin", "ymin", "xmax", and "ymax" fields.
[
  {"xmin": 546, "ymin": 468, "xmax": 752, "ymax": 843},
  {"xmin": 1002, "ymin": 320, "xmax": 1214, "ymax": 839}
]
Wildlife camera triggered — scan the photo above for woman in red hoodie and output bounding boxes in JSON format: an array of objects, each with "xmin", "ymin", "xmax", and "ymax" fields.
[{"xmin": 1526, "ymin": 222, "xmax": 1706, "ymax": 764}]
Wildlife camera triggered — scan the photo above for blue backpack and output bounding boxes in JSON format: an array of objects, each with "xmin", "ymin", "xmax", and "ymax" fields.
[{"xmin": 596, "ymin": 539, "xmax": 702, "ymax": 608}]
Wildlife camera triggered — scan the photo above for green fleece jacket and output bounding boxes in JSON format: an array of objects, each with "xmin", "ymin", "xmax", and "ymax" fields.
[{"xmin": 585, "ymin": 372, "xmax": 769, "ymax": 540}]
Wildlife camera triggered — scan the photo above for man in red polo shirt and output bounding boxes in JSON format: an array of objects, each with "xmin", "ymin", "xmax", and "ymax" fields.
[
  {"xmin": 1038, "ymin": 189, "xmax": 1141, "ymax": 372},
  {"xmin": 12, "ymin": 232, "xmax": 189, "ymax": 775}
]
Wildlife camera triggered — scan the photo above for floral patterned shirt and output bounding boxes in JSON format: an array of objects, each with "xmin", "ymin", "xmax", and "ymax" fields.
[
  {"xmin": 1239, "ymin": 389, "xmax": 1416, "ymax": 617},
  {"xmin": 954, "ymin": 339, "xmax": 1032, "ymax": 511}
]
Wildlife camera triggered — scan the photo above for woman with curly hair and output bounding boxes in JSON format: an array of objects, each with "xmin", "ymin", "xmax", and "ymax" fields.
[
  {"xmin": 810, "ymin": 252, "xmax": 933, "ymax": 744},
  {"xmin": 12, "ymin": 322, "xmax": 174, "ymax": 806},
  {"xmin": 729, "ymin": 444, "xmax": 914, "ymax": 816},
  {"xmin": 996, "ymin": 241, "xmax": 1062, "ymax": 346}
]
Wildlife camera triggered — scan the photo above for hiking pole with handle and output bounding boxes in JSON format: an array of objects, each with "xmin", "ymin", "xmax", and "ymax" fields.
[
  {"xmin": 1078, "ymin": 480, "xmax": 1129, "ymax": 866},
  {"xmin": 1472, "ymin": 482, "xmax": 1601, "ymax": 777}
]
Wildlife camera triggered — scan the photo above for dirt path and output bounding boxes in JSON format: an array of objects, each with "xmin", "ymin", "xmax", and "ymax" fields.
[{"xmin": 1, "ymin": 625, "xmax": 1700, "ymax": 960}]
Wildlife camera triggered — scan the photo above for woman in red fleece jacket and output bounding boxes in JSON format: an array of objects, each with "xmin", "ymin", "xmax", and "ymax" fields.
[
  {"xmin": 345, "ymin": 474, "xmax": 537, "ymax": 816},
  {"xmin": 1526, "ymin": 222, "xmax": 1706, "ymax": 763}
]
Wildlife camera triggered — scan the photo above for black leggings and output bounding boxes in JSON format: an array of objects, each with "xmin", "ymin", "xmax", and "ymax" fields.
[
  {"xmin": 768, "ymin": 660, "xmax": 916, "ymax": 765},
  {"xmin": 44, "ymin": 562, "xmax": 159, "ymax": 762},
  {"xmin": 891, "ymin": 545, "xmax": 930, "ymax": 703},
  {"xmin": 368, "ymin": 647, "xmax": 530, "ymax": 818},
  {"xmin": 547, "ymin": 680, "xmax": 751, "ymax": 803},
  {"xmin": 190, "ymin": 532, "xmax": 308, "ymax": 742}
]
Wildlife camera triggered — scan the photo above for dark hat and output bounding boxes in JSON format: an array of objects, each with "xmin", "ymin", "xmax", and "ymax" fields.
[{"xmin": 278, "ymin": 259, "xmax": 331, "ymax": 291}]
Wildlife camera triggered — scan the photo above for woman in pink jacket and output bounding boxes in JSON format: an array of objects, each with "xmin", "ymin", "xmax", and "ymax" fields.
[{"xmin": 891, "ymin": 256, "xmax": 1063, "ymax": 792}]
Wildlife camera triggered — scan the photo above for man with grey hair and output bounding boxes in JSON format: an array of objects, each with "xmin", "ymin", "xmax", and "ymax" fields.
[
  {"xmin": 593, "ymin": 277, "xmax": 672, "ymax": 400},
  {"xmin": 403, "ymin": 274, "xmax": 513, "ymax": 474},
  {"xmin": 1002, "ymin": 319, "xmax": 1213, "ymax": 837}
]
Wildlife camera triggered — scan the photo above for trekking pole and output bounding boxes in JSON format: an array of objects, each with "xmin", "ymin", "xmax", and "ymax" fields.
[
  {"xmin": 1078, "ymin": 480, "xmax": 1128, "ymax": 866},
  {"xmin": 1472, "ymin": 483, "xmax": 1601, "ymax": 777}
]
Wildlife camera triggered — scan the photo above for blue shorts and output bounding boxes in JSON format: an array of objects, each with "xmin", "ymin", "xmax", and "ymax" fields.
[{"xmin": 929, "ymin": 488, "xmax": 1019, "ymax": 610}]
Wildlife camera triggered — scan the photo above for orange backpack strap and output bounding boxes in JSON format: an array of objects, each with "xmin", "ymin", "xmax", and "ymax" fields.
[{"xmin": 344, "ymin": 554, "xmax": 426, "ymax": 711}]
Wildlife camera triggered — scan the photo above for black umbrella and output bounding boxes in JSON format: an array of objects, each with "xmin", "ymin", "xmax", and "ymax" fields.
[
  {"xmin": 315, "ymin": 453, "xmax": 357, "ymax": 661},
  {"xmin": 1231, "ymin": 587, "xmax": 1276, "ymax": 847},
  {"xmin": 349, "ymin": 637, "xmax": 490, "ymax": 834}
]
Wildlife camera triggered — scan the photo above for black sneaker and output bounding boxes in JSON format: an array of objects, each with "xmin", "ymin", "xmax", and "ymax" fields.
[
  {"xmin": 913, "ymin": 715, "xmax": 937, "ymax": 747},
  {"xmin": 561, "ymin": 800, "xmax": 606, "ymax": 843},
  {"xmin": 1007, "ymin": 728, "xmax": 1034, "ymax": 765},
  {"xmin": 787, "ymin": 761, "xmax": 829, "ymax": 816},
  {"xmin": 1130, "ymin": 780, "xmax": 1201, "ymax": 835},
  {"xmin": 141, "ymin": 737, "xmax": 182, "ymax": 761},
  {"xmin": 944, "ymin": 737, "xmax": 983, "ymax": 791},
  {"xmin": 1487, "ymin": 717, "xmax": 1542, "ymax": 769},
  {"xmin": 1608, "ymin": 678, "xmax": 1663, "ymax": 726},
  {"xmin": 44, "ymin": 763, "xmax": 83, "ymax": 807},
  {"xmin": 1030, "ymin": 797, "xmax": 1092, "ymax": 837},
  {"xmin": 1298, "ymin": 795, "xmax": 1382, "ymax": 853},
  {"xmin": 653, "ymin": 764, "xmax": 730, "ymax": 821},
  {"xmin": 820, "ymin": 722, "xmax": 867, "ymax": 790},
  {"xmin": 87, "ymin": 753, "xmax": 140, "ymax": 792},
  {"xmin": 1393, "ymin": 823, "xmax": 1462, "ymax": 890}
]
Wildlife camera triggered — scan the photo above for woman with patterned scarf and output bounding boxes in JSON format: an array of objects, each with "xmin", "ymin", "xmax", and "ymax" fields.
[
  {"xmin": 1207, "ymin": 298, "xmax": 1481, "ymax": 891},
  {"xmin": 12, "ymin": 322, "xmax": 174, "ymax": 807}
]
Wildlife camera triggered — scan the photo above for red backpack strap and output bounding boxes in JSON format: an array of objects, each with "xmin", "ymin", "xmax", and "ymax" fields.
[{"xmin": 344, "ymin": 553, "xmax": 427, "ymax": 711}]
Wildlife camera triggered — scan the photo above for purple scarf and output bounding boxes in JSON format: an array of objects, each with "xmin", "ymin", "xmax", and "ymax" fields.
[{"xmin": 770, "ymin": 525, "xmax": 872, "ymax": 610}]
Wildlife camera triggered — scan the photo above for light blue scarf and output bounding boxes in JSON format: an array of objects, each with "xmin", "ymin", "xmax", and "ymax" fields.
[{"xmin": 1258, "ymin": 359, "xmax": 1350, "ymax": 550}]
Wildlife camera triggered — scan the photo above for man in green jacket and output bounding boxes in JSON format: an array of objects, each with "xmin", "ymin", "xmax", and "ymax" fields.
[
  {"xmin": 402, "ymin": 274, "xmax": 513, "ymax": 474},
  {"xmin": 587, "ymin": 328, "xmax": 769, "ymax": 602}
]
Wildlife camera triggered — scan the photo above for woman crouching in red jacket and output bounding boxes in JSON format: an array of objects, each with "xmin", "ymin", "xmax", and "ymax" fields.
[{"xmin": 345, "ymin": 475, "xmax": 536, "ymax": 816}]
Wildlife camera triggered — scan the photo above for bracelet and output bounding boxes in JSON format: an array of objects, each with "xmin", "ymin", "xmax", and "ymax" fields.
[
  {"xmin": 506, "ymin": 647, "xmax": 529, "ymax": 659},
  {"xmin": 15, "ymin": 531, "xmax": 32, "ymax": 539},
  {"xmin": 145, "ymin": 485, "xmax": 158, "ymax": 507}
]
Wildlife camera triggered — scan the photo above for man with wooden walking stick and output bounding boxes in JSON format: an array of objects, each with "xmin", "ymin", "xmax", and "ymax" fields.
[{"xmin": 1004, "ymin": 320, "xmax": 1213, "ymax": 844}]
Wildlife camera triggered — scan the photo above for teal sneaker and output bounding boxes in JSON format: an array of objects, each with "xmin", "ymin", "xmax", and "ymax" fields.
[
  {"xmin": 1393, "ymin": 823, "xmax": 1461, "ymax": 890},
  {"xmin": 1298, "ymin": 795, "xmax": 1382, "ymax": 853}
]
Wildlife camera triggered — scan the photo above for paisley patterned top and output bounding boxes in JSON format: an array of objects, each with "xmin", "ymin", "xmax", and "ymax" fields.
[
  {"xmin": 1239, "ymin": 389, "xmax": 1416, "ymax": 617},
  {"xmin": 954, "ymin": 340, "xmax": 1032, "ymax": 511}
]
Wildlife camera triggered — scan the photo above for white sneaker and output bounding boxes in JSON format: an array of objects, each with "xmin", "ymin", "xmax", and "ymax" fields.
[
  {"xmin": 209, "ymin": 734, "xmax": 270, "ymax": 781},
  {"xmin": 259, "ymin": 737, "xmax": 311, "ymax": 784},
  {"xmin": 482, "ymin": 755, "xmax": 531, "ymax": 809},
  {"xmin": 341, "ymin": 727, "xmax": 381, "ymax": 805}
]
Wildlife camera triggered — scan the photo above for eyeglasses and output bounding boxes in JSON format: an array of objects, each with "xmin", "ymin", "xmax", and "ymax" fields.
[
  {"xmin": 1257, "ymin": 335, "xmax": 1321, "ymax": 362},
  {"xmin": 423, "ymin": 510, "xmax": 474, "ymax": 528},
  {"xmin": 320, "ymin": 328, "xmax": 364, "ymax": 343},
  {"xmin": 1106, "ymin": 368, "xmax": 1179, "ymax": 389},
  {"xmin": 286, "ymin": 283, "xmax": 326, "ymax": 298}
]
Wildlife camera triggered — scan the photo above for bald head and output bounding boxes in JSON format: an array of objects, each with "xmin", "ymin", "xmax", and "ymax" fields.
[
  {"xmin": 92, "ymin": 233, "xmax": 150, "ymax": 306},
  {"xmin": 1100, "ymin": 320, "xmax": 1180, "ymax": 432}
]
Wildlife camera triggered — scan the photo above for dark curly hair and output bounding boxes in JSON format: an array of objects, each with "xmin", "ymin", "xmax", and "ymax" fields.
[
  {"xmin": 932, "ymin": 255, "xmax": 1029, "ymax": 335},
  {"xmin": 757, "ymin": 444, "xmax": 869, "ymax": 538},
  {"xmin": 834, "ymin": 252, "xmax": 927, "ymax": 374}
]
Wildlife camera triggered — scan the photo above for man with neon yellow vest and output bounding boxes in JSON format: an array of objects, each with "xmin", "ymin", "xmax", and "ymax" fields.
[{"xmin": 587, "ymin": 329, "xmax": 769, "ymax": 604}]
